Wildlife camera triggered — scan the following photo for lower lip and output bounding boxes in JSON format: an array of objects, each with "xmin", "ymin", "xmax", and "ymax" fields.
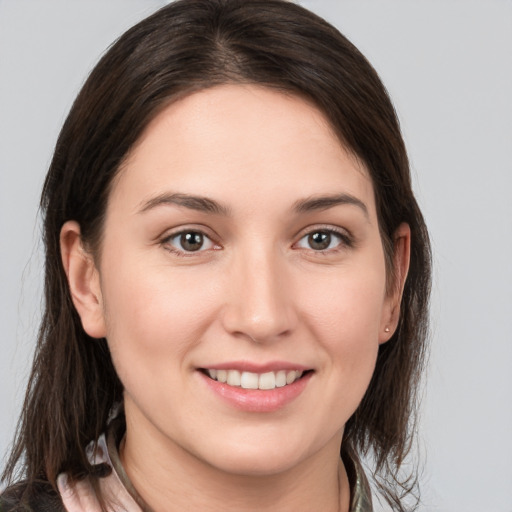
[{"xmin": 200, "ymin": 371, "xmax": 313, "ymax": 413}]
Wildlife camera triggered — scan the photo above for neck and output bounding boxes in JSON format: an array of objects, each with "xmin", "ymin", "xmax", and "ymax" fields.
[{"xmin": 119, "ymin": 408, "xmax": 350, "ymax": 512}]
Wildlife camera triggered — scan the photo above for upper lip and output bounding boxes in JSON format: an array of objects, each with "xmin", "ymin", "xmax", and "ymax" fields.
[{"xmin": 198, "ymin": 361, "xmax": 311, "ymax": 373}]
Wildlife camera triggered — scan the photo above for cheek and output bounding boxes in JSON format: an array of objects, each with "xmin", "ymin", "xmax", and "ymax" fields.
[
  {"xmin": 297, "ymin": 263, "xmax": 386, "ymax": 397},
  {"xmin": 301, "ymin": 264, "xmax": 387, "ymax": 343},
  {"xmin": 99, "ymin": 255, "xmax": 219, "ymax": 373},
  {"xmin": 99, "ymin": 264, "xmax": 221, "ymax": 430}
]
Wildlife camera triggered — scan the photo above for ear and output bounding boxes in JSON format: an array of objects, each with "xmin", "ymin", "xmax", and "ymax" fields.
[
  {"xmin": 379, "ymin": 223, "xmax": 411, "ymax": 344},
  {"xmin": 60, "ymin": 221, "xmax": 107, "ymax": 339}
]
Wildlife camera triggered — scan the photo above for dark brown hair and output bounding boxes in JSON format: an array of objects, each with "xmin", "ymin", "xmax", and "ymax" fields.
[{"xmin": 3, "ymin": 0, "xmax": 431, "ymax": 510}]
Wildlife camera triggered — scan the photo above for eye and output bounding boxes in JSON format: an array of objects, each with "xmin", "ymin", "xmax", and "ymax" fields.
[
  {"xmin": 295, "ymin": 229, "xmax": 350, "ymax": 251},
  {"xmin": 164, "ymin": 230, "xmax": 217, "ymax": 254}
]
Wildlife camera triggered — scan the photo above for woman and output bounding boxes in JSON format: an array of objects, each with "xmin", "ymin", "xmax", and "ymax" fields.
[{"xmin": 1, "ymin": 0, "xmax": 431, "ymax": 511}]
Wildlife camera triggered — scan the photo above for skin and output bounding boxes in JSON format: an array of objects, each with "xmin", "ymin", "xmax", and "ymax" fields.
[{"xmin": 61, "ymin": 84, "xmax": 410, "ymax": 511}]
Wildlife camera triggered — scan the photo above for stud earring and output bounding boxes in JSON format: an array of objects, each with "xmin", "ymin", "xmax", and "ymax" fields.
[{"xmin": 384, "ymin": 327, "xmax": 390, "ymax": 333}]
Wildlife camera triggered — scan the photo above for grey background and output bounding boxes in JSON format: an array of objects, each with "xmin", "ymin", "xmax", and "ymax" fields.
[{"xmin": 1, "ymin": 1, "xmax": 511, "ymax": 510}]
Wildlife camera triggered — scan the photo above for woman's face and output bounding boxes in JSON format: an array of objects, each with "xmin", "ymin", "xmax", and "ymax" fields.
[{"xmin": 77, "ymin": 85, "xmax": 400, "ymax": 476}]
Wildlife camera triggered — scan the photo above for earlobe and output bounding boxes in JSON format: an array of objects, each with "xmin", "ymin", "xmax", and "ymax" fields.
[
  {"xmin": 379, "ymin": 223, "xmax": 411, "ymax": 344},
  {"xmin": 60, "ymin": 221, "xmax": 107, "ymax": 339}
]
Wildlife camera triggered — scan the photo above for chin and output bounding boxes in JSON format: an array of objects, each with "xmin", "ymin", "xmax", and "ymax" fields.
[
  {"xmin": 208, "ymin": 448, "xmax": 304, "ymax": 477},
  {"xmin": 195, "ymin": 428, "xmax": 333, "ymax": 478}
]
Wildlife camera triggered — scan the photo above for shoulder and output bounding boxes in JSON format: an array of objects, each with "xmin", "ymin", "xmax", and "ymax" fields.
[{"xmin": 0, "ymin": 481, "xmax": 65, "ymax": 512}]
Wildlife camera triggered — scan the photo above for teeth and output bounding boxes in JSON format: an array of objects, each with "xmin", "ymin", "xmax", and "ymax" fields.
[
  {"xmin": 206, "ymin": 368, "xmax": 306, "ymax": 390},
  {"xmin": 240, "ymin": 371, "xmax": 259, "ymax": 389},
  {"xmin": 275, "ymin": 370, "xmax": 287, "ymax": 388},
  {"xmin": 258, "ymin": 372, "xmax": 275, "ymax": 390},
  {"xmin": 227, "ymin": 370, "xmax": 241, "ymax": 386}
]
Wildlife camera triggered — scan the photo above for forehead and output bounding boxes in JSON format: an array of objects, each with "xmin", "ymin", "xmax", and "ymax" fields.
[{"xmin": 112, "ymin": 84, "xmax": 375, "ymax": 218}]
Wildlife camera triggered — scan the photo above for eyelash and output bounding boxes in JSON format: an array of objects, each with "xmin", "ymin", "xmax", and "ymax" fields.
[
  {"xmin": 160, "ymin": 226, "xmax": 353, "ymax": 257},
  {"xmin": 161, "ymin": 229, "xmax": 219, "ymax": 257},
  {"xmin": 294, "ymin": 227, "xmax": 354, "ymax": 253}
]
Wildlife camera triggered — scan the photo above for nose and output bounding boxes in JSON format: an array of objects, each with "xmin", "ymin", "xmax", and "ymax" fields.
[{"xmin": 221, "ymin": 246, "xmax": 297, "ymax": 344}]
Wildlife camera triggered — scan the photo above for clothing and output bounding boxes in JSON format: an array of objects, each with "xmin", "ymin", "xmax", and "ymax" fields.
[{"xmin": 1, "ymin": 421, "xmax": 373, "ymax": 512}]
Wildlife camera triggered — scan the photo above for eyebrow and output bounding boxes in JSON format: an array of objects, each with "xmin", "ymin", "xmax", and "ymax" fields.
[
  {"xmin": 293, "ymin": 193, "xmax": 369, "ymax": 219},
  {"xmin": 137, "ymin": 191, "xmax": 368, "ymax": 219},
  {"xmin": 137, "ymin": 193, "xmax": 230, "ymax": 216}
]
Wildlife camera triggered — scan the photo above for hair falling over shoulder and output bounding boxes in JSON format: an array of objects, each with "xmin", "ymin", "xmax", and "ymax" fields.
[{"xmin": 2, "ymin": 1, "xmax": 431, "ymax": 510}]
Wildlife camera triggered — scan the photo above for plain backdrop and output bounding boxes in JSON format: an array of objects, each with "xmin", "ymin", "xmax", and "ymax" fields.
[{"xmin": 1, "ymin": 1, "xmax": 511, "ymax": 511}]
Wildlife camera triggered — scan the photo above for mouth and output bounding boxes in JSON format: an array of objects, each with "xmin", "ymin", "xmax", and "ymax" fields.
[{"xmin": 200, "ymin": 368, "xmax": 312, "ymax": 390}]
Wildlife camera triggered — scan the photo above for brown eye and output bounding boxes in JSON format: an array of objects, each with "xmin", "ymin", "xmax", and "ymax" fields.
[
  {"xmin": 165, "ymin": 230, "xmax": 216, "ymax": 254},
  {"xmin": 295, "ymin": 229, "xmax": 350, "ymax": 252},
  {"xmin": 307, "ymin": 231, "xmax": 331, "ymax": 250},
  {"xmin": 180, "ymin": 232, "xmax": 204, "ymax": 251}
]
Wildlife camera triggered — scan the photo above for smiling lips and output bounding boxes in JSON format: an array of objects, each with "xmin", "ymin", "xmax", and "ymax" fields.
[
  {"xmin": 200, "ymin": 366, "xmax": 312, "ymax": 412},
  {"xmin": 206, "ymin": 369, "xmax": 304, "ymax": 390}
]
